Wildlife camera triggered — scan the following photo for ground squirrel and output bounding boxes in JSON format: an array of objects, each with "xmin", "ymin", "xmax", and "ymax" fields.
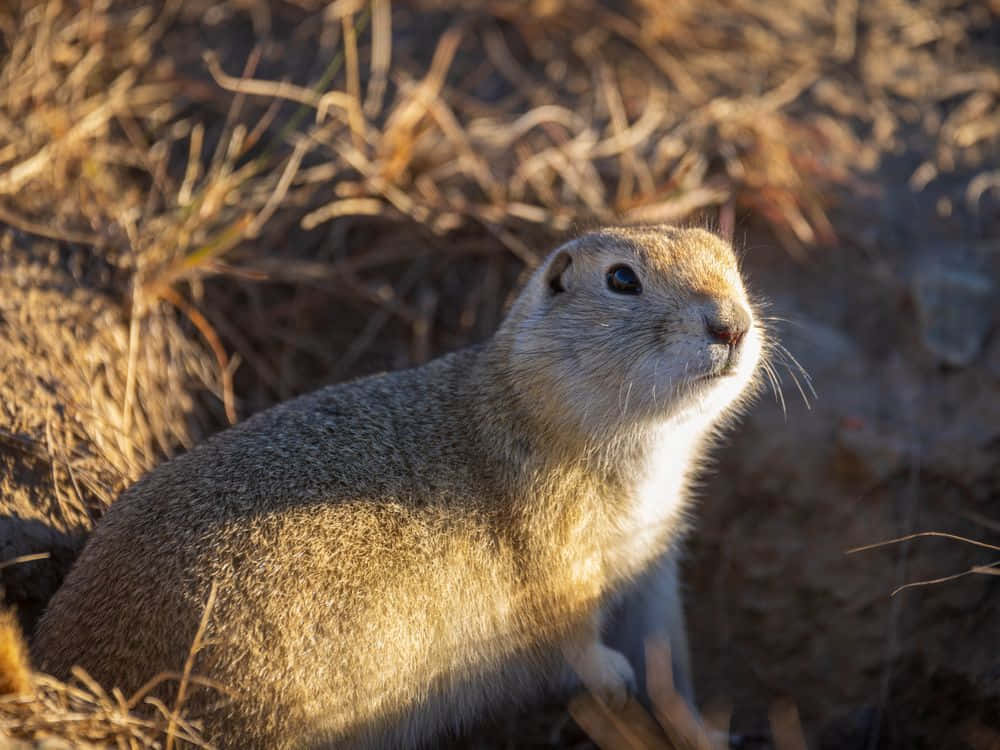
[{"xmin": 27, "ymin": 226, "xmax": 764, "ymax": 749}]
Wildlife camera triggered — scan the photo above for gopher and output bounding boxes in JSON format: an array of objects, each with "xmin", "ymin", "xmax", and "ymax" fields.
[{"xmin": 30, "ymin": 226, "xmax": 764, "ymax": 748}]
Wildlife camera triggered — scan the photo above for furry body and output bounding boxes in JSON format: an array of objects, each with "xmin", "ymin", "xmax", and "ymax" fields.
[{"xmin": 32, "ymin": 226, "xmax": 763, "ymax": 748}]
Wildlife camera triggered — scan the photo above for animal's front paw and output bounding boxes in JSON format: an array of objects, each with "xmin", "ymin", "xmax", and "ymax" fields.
[{"xmin": 573, "ymin": 643, "xmax": 636, "ymax": 710}]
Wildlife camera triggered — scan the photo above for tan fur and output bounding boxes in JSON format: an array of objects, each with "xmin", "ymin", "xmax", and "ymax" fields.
[
  {"xmin": 0, "ymin": 608, "xmax": 32, "ymax": 696},
  {"xmin": 31, "ymin": 226, "xmax": 764, "ymax": 749}
]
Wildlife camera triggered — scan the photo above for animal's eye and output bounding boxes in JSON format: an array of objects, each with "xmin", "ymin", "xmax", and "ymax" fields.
[{"xmin": 606, "ymin": 265, "xmax": 642, "ymax": 295}]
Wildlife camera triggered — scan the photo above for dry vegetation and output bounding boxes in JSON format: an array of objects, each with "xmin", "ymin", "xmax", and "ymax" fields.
[
  {"xmin": 0, "ymin": 579, "xmax": 219, "ymax": 748},
  {"xmin": 1, "ymin": 0, "xmax": 999, "ymax": 746}
]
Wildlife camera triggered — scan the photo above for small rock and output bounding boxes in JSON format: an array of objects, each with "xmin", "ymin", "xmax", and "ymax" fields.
[{"xmin": 911, "ymin": 267, "xmax": 995, "ymax": 367}]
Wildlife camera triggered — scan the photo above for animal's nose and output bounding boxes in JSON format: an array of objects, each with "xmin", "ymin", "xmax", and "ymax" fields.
[{"xmin": 705, "ymin": 301, "xmax": 751, "ymax": 347}]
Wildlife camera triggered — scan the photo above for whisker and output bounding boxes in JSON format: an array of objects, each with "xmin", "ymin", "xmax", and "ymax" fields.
[
  {"xmin": 778, "ymin": 357, "xmax": 812, "ymax": 409},
  {"xmin": 774, "ymin": 342, "xmax": 816, "ymax": 398},
  {"xmin": 767, "ymin": 361, "xmax": 786, "ymax": 414},
  {"xmin": 763, "ymin": 360, "xmax": 786, "ymax": 417},
  {"xmin": 651, "ymin": 359, "xmax": 659, "ymax": 408},
  {"xmin": 758, "ymin": 315, "xmax": 808, "ymax": 330}
]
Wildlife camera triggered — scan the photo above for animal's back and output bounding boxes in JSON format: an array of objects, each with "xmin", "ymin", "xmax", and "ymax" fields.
[{"xmin": 33, "ymin": 348, "xmax": 548, "ymax": 748}]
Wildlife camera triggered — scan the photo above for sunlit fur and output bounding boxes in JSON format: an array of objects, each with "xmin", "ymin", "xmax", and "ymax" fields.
[
  {"xmin": 0, "ymin": 608, "xmax": 32, "ymax": 696},
  {"xmin": 31, "ymin": 226, "xmax": 765, "ymax": 750}
]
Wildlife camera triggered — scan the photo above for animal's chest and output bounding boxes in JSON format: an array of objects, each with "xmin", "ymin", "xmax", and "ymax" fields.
[
  {"xmin": 612, "ymin": 437, "xmax": 696, "ymax": 576},
  {"xmin": 533, "ymin": 433, "xmax": 701, "ymax": 614}
]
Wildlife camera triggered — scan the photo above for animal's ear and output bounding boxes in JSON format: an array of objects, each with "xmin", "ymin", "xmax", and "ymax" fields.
[{"xmin": 544, "ymin": 251, "xmax": 572, "ymax": 295}]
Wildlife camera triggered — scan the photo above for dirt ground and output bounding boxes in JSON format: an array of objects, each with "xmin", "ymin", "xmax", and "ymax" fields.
[{"xmin": 2, "ymin": 1, "xmax": 999, "ymax": 748}]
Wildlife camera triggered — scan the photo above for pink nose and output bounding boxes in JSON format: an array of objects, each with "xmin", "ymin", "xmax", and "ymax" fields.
[
  {"xmin": 707, "ymin": 321, "xmax": 745, "ymax": 346},
  {"xmin": 705, "ymin": 303, "xmax": 750, "ymax": 347}
]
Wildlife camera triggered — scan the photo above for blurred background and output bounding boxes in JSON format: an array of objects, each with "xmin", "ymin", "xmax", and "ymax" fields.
[{"xmin": 1, "ymin": 0, "xmax": 998, "ymax": 747}]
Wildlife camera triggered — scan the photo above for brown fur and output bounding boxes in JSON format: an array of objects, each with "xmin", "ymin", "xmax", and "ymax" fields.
[
  {"xmin": 0, "ymin": 608, "xmax": 32, "ymax": 696},
  {"xmin": 30, "ymin": 226, "xmax": 764, "ymax": 749}
]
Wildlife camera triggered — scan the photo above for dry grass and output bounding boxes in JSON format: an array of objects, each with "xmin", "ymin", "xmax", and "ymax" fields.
[
  {"xmin": 1, "ymin": 0, "xmax": 998, "ymax": 746},
  {"xmin": 2, "ymin": 0, "xmax": 995, "ymax": 506},
  {"xmin": 0, "ymin": 669, "xmax": 213, "ymax": 750},
  {"xmin": 848, "ymin": 531, "xmax": 1000, "ymax": 594},
  {"xmin": 3, "ymin": 0, "xmax": 997, "ymax": 503},
  {"xmin": 0, "ymin": 585, "xmax": 220, "ymax": 749},
  {"xmin": 569, "ymin": 639, "xmax": 730, "ymax": 750},
  {"xmin": 570, "ymin": 638, "xmax": 809, "ymax": 750}
]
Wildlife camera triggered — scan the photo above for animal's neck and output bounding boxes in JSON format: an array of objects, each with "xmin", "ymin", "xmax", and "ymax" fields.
[
  {"xmin": 527, "ymin": 414, "xmax": 713, "ymax": 585},
  {"xmin": 611, "ymin": 416, "xmax": 709, "ymax": 572},
  {"xmin": 462, "ymin": 342, "xmax": 715, "ymax": 576}
]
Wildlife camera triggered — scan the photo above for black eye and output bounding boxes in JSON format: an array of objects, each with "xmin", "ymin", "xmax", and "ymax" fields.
[{"xmin": 606, "ymin": 265, "xmax": 642, "ymax": 295}]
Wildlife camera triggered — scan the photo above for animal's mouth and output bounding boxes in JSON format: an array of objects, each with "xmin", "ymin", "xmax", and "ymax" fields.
[
  {"xmin": 720, "ymin": 357, "xmax": 742, "ymax": 376},
  {"xmin": 689, "ymin": 329, "xmax": 755, "ymax": 384},
  {"xmin": 698, "ymin": 354, "xmax": 741, "ymax": 381}
]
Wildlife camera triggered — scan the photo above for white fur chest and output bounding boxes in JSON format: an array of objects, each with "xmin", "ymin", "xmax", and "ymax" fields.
[{"xmin": 617, "ymin": 420, "xmax": 705, "ymax": 574}]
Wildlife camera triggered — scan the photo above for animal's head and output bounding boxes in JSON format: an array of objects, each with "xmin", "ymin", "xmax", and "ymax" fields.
[{"xmin": 499, "ymin": 226, "xmax": 765, "ymax": 439}]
